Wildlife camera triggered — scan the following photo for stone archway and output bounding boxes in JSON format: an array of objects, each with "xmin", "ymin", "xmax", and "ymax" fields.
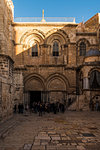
[
  {"xmin": 88, "ymin": 68, "xmax": 100, "ymax": 105},
  {"xmin": 25, "ymin": 78, "xmax": 44, "ymax": 91},
  {"xmin": 48, "ymin": 78, "xmax": 66, "ymax": 103},
  {"xmin": 24, "ymin": 74, "xmax": 45, "ymax": 106},
  {"xmin": 46, "ymin": 74, "xmax": 68, "ymax": 103}
]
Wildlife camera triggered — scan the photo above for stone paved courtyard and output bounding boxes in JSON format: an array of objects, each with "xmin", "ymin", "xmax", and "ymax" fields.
[{"xmin": 0, "ymin": 111, "xmax": 100, "ymax": 150}]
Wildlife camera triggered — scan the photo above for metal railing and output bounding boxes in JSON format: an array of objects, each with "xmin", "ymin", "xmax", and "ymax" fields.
[{"xmin": 14, "ymin": 17, "xmax": 75, "ymax": 23}]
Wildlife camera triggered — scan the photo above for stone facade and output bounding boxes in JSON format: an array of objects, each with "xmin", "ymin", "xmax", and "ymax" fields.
[
  {"xmin": 0, "ymin": 0, "xmax": 100, "ymax": 121},
  {"xmin": 0, "ymin": 0, "xmax": 15, "ymax": 121},
  {"xmin": 0, "ymin": 54, "xmax": 14, "ymax": 121}
]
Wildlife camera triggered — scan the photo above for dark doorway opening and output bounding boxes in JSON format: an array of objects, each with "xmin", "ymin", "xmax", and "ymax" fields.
[{"xmin": 30, "ymin": 91, "xmax": 41, "ymax": 107}]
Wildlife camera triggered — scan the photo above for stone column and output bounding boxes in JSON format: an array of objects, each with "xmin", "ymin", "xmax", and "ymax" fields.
[
  {"xmin": 83, "ymin": 77, "xmax": 89, "ymax": 89},
  {"xmin": 41, "ymin": 92, "xmax": 45, "ymax": 103},
  {"xmin": 42, "ymin": 91, "xmax": 45, "ymax": 102},
  {"xmin": 40, "ymin": 44, "xmax": 46, "ymax": 64},
  {"xmin": 24, "ymin": 92, "xmax": 29, "ymax": 105},
  {"xmin": 76, "ymin": 95, "xmax": 79, "ymax": 111}
]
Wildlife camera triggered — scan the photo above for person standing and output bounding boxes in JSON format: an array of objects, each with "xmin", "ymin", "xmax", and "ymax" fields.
[{"xmin": 39, "ymin": 103, "xmax": 43, "ymax": 116}]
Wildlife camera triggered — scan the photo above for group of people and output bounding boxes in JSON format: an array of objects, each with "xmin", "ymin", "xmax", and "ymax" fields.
[
  {"xmin": 13, "ymin": 101, "xmax": 65, "ymax": 116},
  {"xmin": 89, "ymin": 100, "xmax": 100, "ymax": 111},
  {"xmin": 30, "ymin": 102, "xmax": 65, "ymax": 116},
  {"xmin": 13, "ymin": 103, "xmax": 24, "ymax": 114}
]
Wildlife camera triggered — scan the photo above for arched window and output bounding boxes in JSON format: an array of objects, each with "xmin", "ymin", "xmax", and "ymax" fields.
[
  {"xmin": 53, "ymin": 42, "xmax": 59, "ymax": 56},
  {"xmin": 31, "ymin": 44, "xmax": 38, "ymax": 57},
  {"xmin": 90, "ymin": 70, "xmax": 100, "ymax": 89},
  {"xmin": 80, "ymin": 42, "xmax": 86, "ymax": 56}
]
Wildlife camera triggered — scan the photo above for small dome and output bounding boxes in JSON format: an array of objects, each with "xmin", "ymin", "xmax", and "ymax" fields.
[{"xmin": 86, "ymin": 49, "xmax": 100, "ymax": 57}]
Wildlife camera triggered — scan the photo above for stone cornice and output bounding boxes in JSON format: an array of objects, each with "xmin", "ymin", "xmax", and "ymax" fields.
[
  {"xmin": 76, "ymin": 32, "xmax": 97, "ymax": 36},
  {"xmin": 12, "ymin": 22, "xmax": 78, "ymax": 27},
  {"xmin": 76, "ymin": 61, "xmax": 100, "ymax": 70},
  {"xmin": 84, "ymin": 61, "xmax": 100, "ymax": 66},
  {"xmin": 14, "ymin": 61, "xmax": 100, "ymax": 71},
  {"xmin": 64, "ymin": 66, "xmax": 76, "ymax": 70},
  {"xmin": 14, "ymin": 67, "xmax": 27, "ymax": 71},
  {"xmin": 26, "ymin": 64, "xmax": 66, "ymax": 67}
]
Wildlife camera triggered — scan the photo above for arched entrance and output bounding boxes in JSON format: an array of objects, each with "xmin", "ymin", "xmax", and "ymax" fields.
[
  {"xmin": 46, "ymin": 74, "xmax": 68, "ymax": 103},
  {"xmin": 24, "ymin": 74, "xmax": 45, "ymax": 107},
  {"xmin": 89, "ymin": 69, "xmax": 100, "ymax": 109},
  {"xmin": 48, "ymin": 78, "xmax": 66, "ymax": 102}
]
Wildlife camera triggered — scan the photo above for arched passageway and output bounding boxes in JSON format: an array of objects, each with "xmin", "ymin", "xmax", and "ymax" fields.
[
  {"xmin": 24, "ymin": 74, "xmax": 45, "ymax": 107},
  {"xmin": 46, "ymin": 73, "xmax": 69, "ymax": 103},
  {"xmin": 47, "ymin": 77, "xmax": 67, "ymax": 103},
  {"xmin": 24, "ymin": 73, "xmax": 69, "ymax": 107}
]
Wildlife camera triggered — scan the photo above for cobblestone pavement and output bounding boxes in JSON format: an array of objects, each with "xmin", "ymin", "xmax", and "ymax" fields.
[{"xmin": 0, "ymin": 111, "xmax": 100, "ymax": 150}]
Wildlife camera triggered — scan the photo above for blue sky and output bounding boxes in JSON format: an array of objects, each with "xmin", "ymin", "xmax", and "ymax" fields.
[{"xmin": 12, "ymin": 0, "xmax": 100, "ymax": 23}]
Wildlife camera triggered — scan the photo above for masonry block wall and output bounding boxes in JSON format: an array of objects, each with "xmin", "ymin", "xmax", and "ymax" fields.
[
  {"xmin": 0, "ymin": 0, "xmax": 100, "ymax": 121},
  {"xmin": 0, "ymin": 0, "xmax": 18, "ymax": 121},
  {"xmin": 0, "ymin": 55, "xmax": 14, "ymax": 121},
  {"xmin": 13, "ymin": 70, "xmax": 24, "ymax": 105}
]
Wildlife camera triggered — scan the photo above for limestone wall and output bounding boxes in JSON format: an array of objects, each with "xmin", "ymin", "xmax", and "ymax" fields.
[
  {"xmin": 0, "ymin": 0, "xmax": 100, "ymax": 113},
  {"xmin": 13, "ymin": 23, "xmax": 77, "ymax": 68},
  {"xmin": 13, "ymin": 70, "xmax": 24, "ymax": 105},
  {"xmin": 0, "ymin": 0, "xmax": 14, "ymax": 58},
  {"xmin": 13, "ymin": 23, "xmax": 77, "ymax": 100},
  {"xmin": 0, "ymin": 55, "xmax": 14, "ymax": 121}
]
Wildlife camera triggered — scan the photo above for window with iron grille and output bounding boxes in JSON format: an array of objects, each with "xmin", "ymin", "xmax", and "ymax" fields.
[
  {"xmin": 32, "ymin": 44, "xmax": 38, "ymax": 57},
  {"xmin": 53, "ymin": 42, "xmax": 59, "ymax": 56},
  {"xmin": 80, "ymin": 42, "xmax": 86, "ymax": 56}
]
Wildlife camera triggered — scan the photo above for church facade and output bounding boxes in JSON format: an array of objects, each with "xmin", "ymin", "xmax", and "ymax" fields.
[{"xmin": 0, "ymin": 0, "xmax": 100, "ymax": 121}]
